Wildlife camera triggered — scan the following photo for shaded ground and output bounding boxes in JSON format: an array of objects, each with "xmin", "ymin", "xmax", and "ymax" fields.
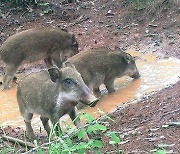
[{"xmin": 0, "ymin": 0, "xmax": 180, "ymax": 153}]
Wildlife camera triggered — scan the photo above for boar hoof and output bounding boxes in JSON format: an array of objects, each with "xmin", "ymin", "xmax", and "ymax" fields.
[{"xmin": 108, "ymin": 89, "xmax": 115, "ymax": 94}]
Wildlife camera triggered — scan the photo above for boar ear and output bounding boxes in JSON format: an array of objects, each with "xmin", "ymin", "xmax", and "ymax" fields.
[
  {"xmin": 64, "ymin": 62, "xmax": 76, "ymax": 69},
  {"xmin": 71, "ymin": 34, "xmax": 77, "ymax": 44},
  {"xmin": 133, "ymin": 56, "xmax": 140, "ymax": 61},
  {"xmin": 61, "ymin": 28, "xmax": 68, "ymax": 32},
  {"xmin": 71, "ymin": 34, "xmax": 79, "ymax": 50},
  {"xmin": 72, "ymin": 34, "xmax": 75, "ymax": 40},
  {"xmin": 48, "ymin": 67, "xmax": 61, "ymax": 83},
  {"xmin": 123, "ymin": 54, "xmax": 132, "ymax": 64}
]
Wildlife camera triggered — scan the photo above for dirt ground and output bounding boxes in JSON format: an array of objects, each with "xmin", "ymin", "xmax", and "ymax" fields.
[{"xmin": 0, "ymin": 0, "xmax": 180, "ymax": 153}]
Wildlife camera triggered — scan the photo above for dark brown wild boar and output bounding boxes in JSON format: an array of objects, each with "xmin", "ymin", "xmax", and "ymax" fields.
[
  {"xmin": 17, "ymin": 62, "xmax": 98, "ymax": 141},
  {"xmin": 66, "ymin": 47, "xmax": 140, "ymax": 108},
  {"xmin": 0, "ymin": 28, "xmax": 79, "ymax": 89}
]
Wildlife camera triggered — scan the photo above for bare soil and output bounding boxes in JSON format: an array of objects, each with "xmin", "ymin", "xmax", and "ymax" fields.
[{"xmin": 0, "ymin": 0, "xmax": 180, "ymax": 153}]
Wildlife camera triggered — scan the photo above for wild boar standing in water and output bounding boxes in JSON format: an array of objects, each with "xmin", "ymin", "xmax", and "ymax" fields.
[{"xmin": 66, "ymin": 47, "xmax": 140, "ymax": 109}]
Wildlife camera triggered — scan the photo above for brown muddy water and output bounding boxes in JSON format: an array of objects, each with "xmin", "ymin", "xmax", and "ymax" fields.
[{"xmin": 0, "ymin": 50, "xmax": 180, "ymax": 130}]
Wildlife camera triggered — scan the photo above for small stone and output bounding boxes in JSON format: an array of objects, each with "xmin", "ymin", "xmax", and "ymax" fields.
[
  {"xmin": 105, "ymin": 10, "xmax": 115, "ymax": 16},
  {"xmin": 112, "ymin": 31, "xmax": 118, "ymax": 35}
]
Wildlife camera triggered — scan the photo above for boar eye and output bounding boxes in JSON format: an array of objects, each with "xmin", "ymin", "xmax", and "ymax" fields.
[{"xmin": 64, "ymin": 78, "xmax": 74, "ymax": 86}]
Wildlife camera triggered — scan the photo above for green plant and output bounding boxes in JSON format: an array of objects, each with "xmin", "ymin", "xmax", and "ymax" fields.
[
  {"xmin": 0, "ymin": 147, "xmax": 14, "ymax": 154},
  {"xmin": 28, "ymin": 112, "xmax": 122, "ymax": 153},
  {"xmin": 107, "ymin": 132, "xmax": 121, "ymax": 145},
  {"xmin": 151, "ymin": 143, "xmax": 168, "ymax": 154},
  {"xmin": 0, "ymin": 112, "xmax": 121, "ymax": 153}
]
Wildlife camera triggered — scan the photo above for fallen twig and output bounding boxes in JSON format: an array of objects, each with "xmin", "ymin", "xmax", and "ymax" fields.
[
  {"xmin": 144, "ymin": 135, "xmax": 165, "ymax": 142},
  {"xmin": 69, "ymin": 15, "xmax": 89, "ymax": 27},
  {"xmin": 1, "ymin": 135, "xmax": 35, "ymax": 148},
  {"xmin": 144, "ymin": 33, "xmax": 158, "ymax": 37},
  {"xmin": 119, "ymin": 140, "xmax": 130, "ymax": 145},
  {"xmin": 160, "ymin": 109, "xmax": 180, "ymax": 120},
  {"xmin": 166, "ymin": 122, "xmax": 180, "ymax": 127},
  {"xmin": 148, "ymin": 24, "xmax": 158, "ymax": 27}
]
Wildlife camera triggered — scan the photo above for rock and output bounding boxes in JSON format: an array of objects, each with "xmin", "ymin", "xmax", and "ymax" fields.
[
  {"xmin": 105, "ymin": 10, "xmax": 115, "ymax": 16},
  {"xmin": 169, "ymin": 41, "xmax": 175, "ymax": 45},
  {"xmin": 148, "ymin": 24, "xmax": 158, "ymax": 27},
  {"xmin": 112, "ymin": 31, "xmax": 118, "ymax": 35}
]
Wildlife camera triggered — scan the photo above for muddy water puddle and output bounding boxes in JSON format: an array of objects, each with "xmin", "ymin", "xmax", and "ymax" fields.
[{"xmin": 0, "ymin": 50, "xmax": 180, "ymax": 129}]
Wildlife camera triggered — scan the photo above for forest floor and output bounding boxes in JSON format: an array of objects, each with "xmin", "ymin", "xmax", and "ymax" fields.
[{"xmin": 0, "ymin": 0, "xmax": 180, "ymax": 153}]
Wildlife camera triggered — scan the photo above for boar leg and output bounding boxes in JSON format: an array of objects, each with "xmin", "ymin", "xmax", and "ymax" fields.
[
  {"xmin": 104, "ymin": 78, "xmax": 115, "ymax": 93},
  {"xmin": 40, "ymin": 116, "xmax": 51, "ymax": 135},
  {"xmin": 51, "ymin": 53, "xmax": 62, "ymax": 68},
  {"xmin": 49, "ymin": 116, "xmax": 62, "ymax": 136},
  {"xmin": 24, "ymin": 113, "xmax": 36, "ymax": 140},
  {"xmin": 93, "ymin": 86, "xmax": 101, "ymax": 97},
  {"xmin": 44, "ymin": 57, "xmax": 54, "ymax": 68},
  {"xmin": 68, "ymin": 107, "xmax": 89, "ymax": 141},
  {"xmin": 3, "ymin": 64, "xmax": 20, "ymax": 89}
]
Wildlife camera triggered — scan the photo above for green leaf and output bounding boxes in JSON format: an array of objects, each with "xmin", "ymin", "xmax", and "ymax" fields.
[
  {"xmin": 87, "ymin": 125, "xmax": 96, "ymax": 134},
  {"xmin": 90, "ymin": 140, "xmax": 103, "ymax": 148},
  {"xmin": 109, "ymin": 141, "xmax": 116, "ymax": 145},
  {"xmin": 65, "ymin": 138, "xmax": 73, "ymax": 147},
  {"xmin": 87, "ymin": 123, "xmax": 107, "ymax": 134},
  {"xmin": 109, "ymin": 132, "xmax": 121, "ymax": 144},
  {"xmin": 154, "ymin": 149, "xmax": 167, "ymax": 154},
  {"xmin": 77, "ymin": 128, "xmax": 86, "ymax": 140},
  {"xmin": 93, "ymin": 124, "xmax": 107, "ymax": 131},
  {"xmin": 43, "ymin": 9, "xmax": 52, "ymax": 14},
  {"xmin": 77, "ymin": 142, "xmax": 88, "ymax": 150},
  {"xmin": 96, "ymin": 151, "xmax": 101, "ymax": 154},
  {"xmin": 78, "ymin": 148, "xmax": 85, "ymax": 154},
  {"xmin": 37, "ymin": 148, "xmax": 43, "ymax": 154},
  {"xmin": 80, "ymin": 113, "xmax": 94, "ymax": 123},
  {"xmin": 0, "ymin": 147, "xmax": 13, "ymax": 154}
]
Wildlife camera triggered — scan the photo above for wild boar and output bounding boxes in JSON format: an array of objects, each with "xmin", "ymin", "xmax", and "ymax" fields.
[
  {"xmin": 16, "ymin": 62, "xmax": 98, "ymax": 140},
  {"xmin": 0, "ymin": 28, "xmax": 79, "ymax": 89},
  {"xmin": 67, "ymin": 47, "xmax": 140, "ymax": 98}
]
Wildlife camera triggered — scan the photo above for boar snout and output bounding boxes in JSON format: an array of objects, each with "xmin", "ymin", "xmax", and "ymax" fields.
[
  {"xmin": 80, "ymin": 85, "xmax": 99, "ymax": 107},
  {"xmin": 80, "ymin": 90, "xmax": 99, "ymax": 107},
  {"xmin": 130, "ymin": 64, "xmax": 140, "ymax": 79},
  {"xmin": 131, "ymin": 71, "xmax": 140, "ymax": 79},
  {"xmin": 89, "ymin": 98, "xmax": 99, "ymax": 107},
  {"xmin": 87, "ymin": 94, "xmax": 99, "ymax": 107}
]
